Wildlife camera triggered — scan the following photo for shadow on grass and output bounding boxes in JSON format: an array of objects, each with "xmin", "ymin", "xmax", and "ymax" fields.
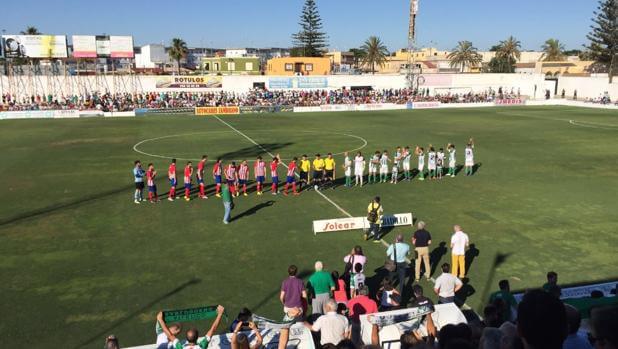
[
  {"xmin": 231, "ymin": 201, "xmax": 275, "ymax": 222},
  {"xmin": 73, "ymin": 278, "xmax": 202, "ymax": 349},
  {"xmin": 216, "ymin": 143, "xmax": 294, "ymax": 161},
  {"xmin": 429, "ymin": 242, "xmax": 448, "ymax": 277},
  {"xmin": 0, "ymin": 184, "xmax": 134, "ymax": 229}
]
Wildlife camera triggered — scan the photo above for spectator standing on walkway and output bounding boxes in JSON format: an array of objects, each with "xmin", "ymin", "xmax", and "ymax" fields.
[
  {"xmin": 386, "ymin": 234, "xmax": 410, "ymax": 293},
  {"xmin": 450, "ymin": 225, "xmax": 469, "ymax": 278},
  {"xmin": 221, "ymin": 183, "xmax": 234, "ymax": 224},
  {"xmin": 489, "ymin": 279, "xmax": 518, "ymax": 323},
  {"xmin": 280, "ymin": 265, "xmax": 308, "ymax": 318},
  {"xmin": 412, "ymin": 221, "xmax": 432, "ymax": 281},
  {"xmin": 543, "ymin": 271, "xmax": 561, "ymax": 297},
  {"xmin": 307, "ymin": 261, "xmax": 335, "ymax": 315},
  {"xmin": 434, "ymin": 263, "xmax": 463, "ymax": 304}
]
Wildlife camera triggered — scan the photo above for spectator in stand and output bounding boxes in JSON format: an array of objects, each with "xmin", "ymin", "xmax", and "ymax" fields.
[
  {"xmin": 438, "ymin": 323, "xmax": 473, "ymax": 349},
  {"xmin": 347, "ymin": 285, "xmax": 378, "ymax": 345},
  {"xmin": 386, "ymin": 234, "xmax": 410, "ymax": 293},
  {"xmin": 450, "ymin": 225, "xmax": 470, "ymax": 278},
  {"xmin": 517, "ymin": 289, "xmax": 567, "ymax": 349},
  {"xmin": 157, "ymin": 305, "xmax": 225, "ymax": 349},
  {"xmin": 105, "ymin": 335, "xmax": 120, "ymax": 349},
  {"xmin": 434, "ymin": 263, "xmax": 463, "ymax": 304},
  {"xmin": 280, "ymin": 265, "xmax": 308, "ymax": 318},
  {"xmin": 231, "ymin": 321, "xmax": 263, "ymax": 349},
  {"xmin": 305, "ymin": 299, "xmax": 350, "ymax": 346},
  {"xmin": 377, "ymin": 278, "xmax": 401, "ymax": 311},
  {"xmin": 489, "ymin": 279, "xmax": 518, "ymax": 323},
  {"xmin": 590, "ymin": 305, "xmax": 618, "ymax": 349},
  {"xmin": 412, "ymin": 221, "xmax": 432, "ymax": 282},
  {"xmin": 543, "ymin": 271, "xmax": 562, "ymax": 297},
  {"xmin": 344, "ymin": 246, "xmax": 367, "ymax": 273},
  {"xmin": 350, "ymin": 263, "xmax": 366, "ymax": 298},
  {"xmin": 229, "ymin": 307, "xmax": 252, "ymax": 333},
  {"xmin": 563, "ymin": 304, "xmax": 593, "ymax": 349},
  {"xmin": 332, "ymin": 271, "xmax": 349, "ymax": 304},
  {"xmin": 307, "ymin": 261, "xmax": 336, "ymax": 315},
  {"xmin": 409, "ymin": 284, "xmax": 437, "ymax": 338},
  {"xmin": 479, "ymin": 327, "xmax": 503, "ymax": 349}
]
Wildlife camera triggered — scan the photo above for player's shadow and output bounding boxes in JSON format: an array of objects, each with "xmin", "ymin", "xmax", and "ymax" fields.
[
  {"xmin": 231, "ymin": 201, "xmax": 275, "ymax": 222},
  {"xmin": 429, "ymin": 242, "xmax": 448, "ymax": 276},
  {"xmin": 454, "ymin": 165, "xmax": 465, "ymax": 176},
  {"xmin": 465, "ymin": 243, "xmax": 480, "ymax": 276},
  {"xmin": 216, "ymin": 143, "xmax": 294, "ymax": 160},
  {"xmin": 0, "ymin": 184, "xmax": 134, "ymax": 229},
  {"xmin": 455, "ymin": 277, "xmax": 476, "ymax": 307},
  {"xmin": 472, "ymin": 163, "xmax": 483, "ymax": 175}
]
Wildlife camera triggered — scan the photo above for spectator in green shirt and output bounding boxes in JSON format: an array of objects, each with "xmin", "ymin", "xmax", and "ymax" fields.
[
  {"xmin": 307, "ymin": 261, "xmax": 335, "ymax": 315},
  {"xmin": 221, "ymin": 183, "xmax": 234, "ymax": 224},
  {"xmin": 489, "ymin": 279, "xmax": 518, "ymax": 323},
  {"xmin": 543, "ymin": 271, "xmax": 561, "ymax": 298}
]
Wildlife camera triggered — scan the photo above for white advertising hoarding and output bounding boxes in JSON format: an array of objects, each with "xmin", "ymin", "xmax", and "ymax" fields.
[
  {"xmin": 313, "ymin": 213, "xmax": 413, "ymax": 234},
  {"xmin": 72, "ymin": 35, "xmax": 97, "ymax": 58},
  {"xmin": 109, "ymin": 36, "xmax": 134, "ymax": 58},
  {"xmin": 2, "ymin": 35, "xmax": 68, "ymax": 58}
]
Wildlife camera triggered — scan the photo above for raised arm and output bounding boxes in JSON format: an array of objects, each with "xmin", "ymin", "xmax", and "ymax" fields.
[
  {"xmin": 205, "ymin": 305, "xmax": 225, "ymax": 338},
  {"xmin": 231, "ymin": 321, "xmax": 242, "ymax": 349},
  {"xmin": 249, "ymin": 322, "xmax": 263, "ymax": 349},
  {"xmin": 157, "ymin": 311, "xmax": 177, "ymax": 342}
]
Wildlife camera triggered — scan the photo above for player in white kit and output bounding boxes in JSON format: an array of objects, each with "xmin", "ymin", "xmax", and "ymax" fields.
[
  {"xmin": 368, "ymin": 151, "xmax": 380, "ymax": 184},
  {"xmin": 379, "ymin": 150, "xmax": 390, "ymax": 183},
  {"xmin": 465, "ymin": 139, "xmax": 475, "ymax": 176},
  {"xmin": 343, "ymin": 152, "xmax": 353, "ymax": 187},
  {"xmin": 402, "ymin": 146, "xmax": 412, "ymax": 181},
  {"xmin": 416, "ymin": 146, "xmax": 425, "ymax": 181},
  {"xmin": 391, "ymin": 146, "xmax": 402, "ymax": 184},
  {"xmin": 354, "ymin": 152, "xmax": 366, "ymax": 186},
  {"xmin": 447, "ymin": 143, "xmax": 456, "ymax": 177},
  {"xmin": 427, "ymin": 146, "xmax": 437, "ymax": 180}
]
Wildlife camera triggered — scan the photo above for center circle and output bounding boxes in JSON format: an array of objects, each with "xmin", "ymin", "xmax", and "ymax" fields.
[{"xmin": 133, "ymin": 130, "xmax": 368, "ymax": 161}]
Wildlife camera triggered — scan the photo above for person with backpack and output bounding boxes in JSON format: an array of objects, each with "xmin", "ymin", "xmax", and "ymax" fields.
[
  {"xmin": 364, "ymin": 196, "xmax": 383, "ymax": 242},
  {"xmin": 386, "ymin": 234, "xmax": 410, "ymax": 293}
]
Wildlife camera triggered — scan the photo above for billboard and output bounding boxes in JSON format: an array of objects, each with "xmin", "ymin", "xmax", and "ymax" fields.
[
  {"xmin": 195, "ymin": 106, "xmax": 240, "ymax": 115},
  {"xmin": 72, "ymin": 35, "xmax": 97, "ymax": 58},
  {"xmin": 109, "ymin": 36, "xmax": 134, "ymax": 58},
  {"xmin": 157, "ymin": 76, "xmax": 223, "ymax": 89},
  {"xmin": 2, "ymin": 35, "xmax": 68, "ymax": 58}
]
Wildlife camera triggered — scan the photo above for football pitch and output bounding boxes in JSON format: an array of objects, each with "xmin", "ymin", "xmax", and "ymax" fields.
[{"xmin": 1, "ymin": 106, "xmax": 617, "ymax": 348}]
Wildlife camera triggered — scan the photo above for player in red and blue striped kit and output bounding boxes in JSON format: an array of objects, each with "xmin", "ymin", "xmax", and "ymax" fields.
[
  {"xmin": 146, "ymin": 163, "xmax": 158, "ymax": 203},
  {"xmin": 167, "ymin": 159, "xmax": 177, "ymax": 201},
  {"xmin": 183, "ymin": 161, "xmax": 193, "ymax": 201},
  {"xmin": 213, "ymin": 158, "xmax": 223, "ymax": 198},
  {"xmin": 225, "ymin": 162, "xmax": 238, "ymax": 197},
  {"xmin": 284, "ymin": 157, "xmax": 299, "ymax": 196},
  {"xmin": 270, "ymin": 155, "xmax": 280, "ymax": 195},
  {"xmin": 254, "ymin": 156, "xmax": 266, "ymax": 196},
  {"xmin": 196, "ymin": 155, "xmax": 208, "ymax": 199},
  {"xmin": 238, "ymin": 160, "xmax": 250, "ymax": 196}
]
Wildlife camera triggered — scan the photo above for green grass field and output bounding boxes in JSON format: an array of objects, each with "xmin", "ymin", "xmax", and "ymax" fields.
[{"xmin": 1, "ymin": 106, "xmax": 617, "ymax": 348}]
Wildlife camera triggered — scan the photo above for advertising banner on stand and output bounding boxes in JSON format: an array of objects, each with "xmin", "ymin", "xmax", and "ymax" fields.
[
  {"xmin": 195, "ymin": 106, "xmax": 240, "ymax": 115},
  {"xmin": 157, "ymin": 76, "xmax": 223, "ymax": 89},
  {"xmin": 72, "ymin": 35, "xmax": 97, "ymax": 58},
  {"xmin": 313, "ymin": 213, "xmax": 413, "ymax": 234},
  {"xmin": 2, "ymin": 35, "xmax": 68, "ymax": 58},
  {"xmin": 109, "ymin": 36, "xmax": 134, "ymax": 58}
]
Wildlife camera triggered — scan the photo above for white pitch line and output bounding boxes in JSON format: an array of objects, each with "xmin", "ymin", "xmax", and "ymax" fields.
[
  {"xmin": 213, "ymin": 116, "xmax": 405, "ymax": 256},
  {"xmin": 569, "ymin": 119, "xmax": 618, "ymax": 130}
]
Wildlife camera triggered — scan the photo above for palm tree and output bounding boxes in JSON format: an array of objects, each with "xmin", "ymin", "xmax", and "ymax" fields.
[
  {"xmin": 360, "ymin": 36, "xmax": 389, "ymax": 74},
  {"xmin": 496, "ymin": 36, "xmax": 521, "ymax": 62},
  {"xmin": 540, "ymin": 38, "xmax": 566, "ymax": 61},
  {"xmin": 168, "ymin": 38, "xmax": 188, "ymax": 74},
  {"xmin": 20, "ymin": 26, "xmax": 41, "ymax": 35},
  {"xmin": 447, "ymin": 41, "xmax": 482, "ymax": 72}
]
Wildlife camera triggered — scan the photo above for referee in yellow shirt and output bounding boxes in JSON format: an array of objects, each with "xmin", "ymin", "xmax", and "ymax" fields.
[
  {"xmin": 299, "ymin": 154, "xmax": 311, "ymax": 192},
  {"xmin": 323, "ymin": 152, "xmax": 336, "ymax": 189},
  {"xmin": 312, "ymin": 153, "xmax": 325, "ymax": 190}
]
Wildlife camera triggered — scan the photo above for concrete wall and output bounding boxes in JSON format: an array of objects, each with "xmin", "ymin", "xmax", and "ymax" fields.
[
  {"xmin": 557, "ymin": 76, "xmax": 618, "ymax": 100},
  {"xmin": 0, "ymin": 74, "xmax": 615, "ymax": 101}
]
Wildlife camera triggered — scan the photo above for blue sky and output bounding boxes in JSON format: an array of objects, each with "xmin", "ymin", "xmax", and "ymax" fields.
[{"xmin": 1, "ymin": 0, "xmax": 596, "ymax": 51}]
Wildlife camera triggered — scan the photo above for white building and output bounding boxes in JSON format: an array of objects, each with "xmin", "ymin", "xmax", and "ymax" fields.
[{"xmin": 135, "ymin": 44, "xmax": 168, "ymax": 69}]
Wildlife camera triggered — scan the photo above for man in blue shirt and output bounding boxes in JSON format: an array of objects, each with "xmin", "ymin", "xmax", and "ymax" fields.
[
  {"xmin": 386, "ymin": 234, "xmax": 410, "ymax": 293},
  {"xmin": 133, "ymin": 160, "xmax": 145, "ymax": 204}
]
